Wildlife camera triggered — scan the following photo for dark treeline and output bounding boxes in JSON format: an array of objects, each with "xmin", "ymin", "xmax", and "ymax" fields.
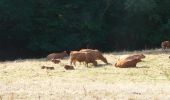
[{"xmin": 0, "ymin": 0, "xmax": 170, "ymax": 59}]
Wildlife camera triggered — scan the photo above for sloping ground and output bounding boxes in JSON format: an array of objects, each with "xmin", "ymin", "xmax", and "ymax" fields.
[{"xmin": 0, "ymin": 49, "xmax": 170, "ymax": 100}]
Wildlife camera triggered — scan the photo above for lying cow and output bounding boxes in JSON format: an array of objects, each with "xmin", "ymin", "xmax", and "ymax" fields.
[
  {"xmin": 115, "ymin": 58, "xmax": 141, "ymax": 68},
  {"xmin": 125, "ymin": 54, "xmax": 145, "ymax": 61},
  {"xmin": 47, "ymin": 51, "xmax": 68, "ymax": 60},
  {"xmin": 115, "ymin": 54, "xmax": 145, "ymax": 68}
]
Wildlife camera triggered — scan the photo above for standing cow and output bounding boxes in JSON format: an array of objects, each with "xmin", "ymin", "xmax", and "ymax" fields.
[
  {"xmin": 70, "ymin": 51, "xmax": 97, "ymax": 67},
  {"xmin": 161, "ymin": 41, "xmax": 170, "ymax": 50},
  {"xmin": 80, "ymin": 49, "xmax": 108, "ymax": 64}
]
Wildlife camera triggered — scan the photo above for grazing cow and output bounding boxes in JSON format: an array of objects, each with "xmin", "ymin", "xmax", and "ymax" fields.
[
  {"xmin": 51, "ymin": 59, "xmax": 60, "ymax": 64},
  {"xmin": 161, "ymin": 41, "xmax": 170, "ymax": 50},
  {"xmin": 47, "ymin": 51, "xmax": 68, "ymax": 60},
  {"xmin": 70, "ymin": 52, "xmax": 97, "ymax": 67},
  {"xmin": 41, "ymin": 66, "xmax": 55, "ymax": 70},
  {"xmin": 80, "ymin": 49, "xmax": 108, "ymax": 64},
  {"xmin": 64, "ymin": 65, "xmax": 75, "ymax": 70}
]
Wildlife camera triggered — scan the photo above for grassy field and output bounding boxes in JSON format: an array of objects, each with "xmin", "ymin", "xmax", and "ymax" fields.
[{"xmin": 0, "ymin": 49, "xmax": 170, "ymax": 100}]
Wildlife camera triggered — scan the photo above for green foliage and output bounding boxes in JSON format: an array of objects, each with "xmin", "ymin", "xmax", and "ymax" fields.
[{"xmin": 1, "ymin": 0, "xmax": 170, "ymax": 53}]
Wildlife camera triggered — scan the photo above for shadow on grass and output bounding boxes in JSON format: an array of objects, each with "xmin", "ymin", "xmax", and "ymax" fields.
[
  {"xmin": 112, "ymin": 66, "xmax": 149, "ymax": 69},
  {"xmin": 136, "ymin": 66, "xmax": 150, "ymax": 69},
  {"xmin": 94, "ymin": 63, "xmax": 112, "ymax": 68}
]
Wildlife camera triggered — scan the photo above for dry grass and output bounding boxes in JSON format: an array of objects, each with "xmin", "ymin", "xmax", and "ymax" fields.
[{"xmin": 0, "ymin": 49, "xmax": 170, "ymax": 100}]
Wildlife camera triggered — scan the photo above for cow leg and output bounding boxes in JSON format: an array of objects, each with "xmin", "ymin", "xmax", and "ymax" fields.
[
  {"xmin": 85, "ymin": 63, "xmax": 88, "ymax": 67},
  {"xmin": 92, "ymin": 61, "xmax": 97, "ymax": 66},
  {"xmin": 70, "ymin": 59, "xmax": 74, "ymax": 65},
  {"xmin": 70, "ymin": 61, "xmax": 72, "ymax": 65},
  {"xmin": 73, "ymin": 61, "xmax": 76, "ymax": 66}
]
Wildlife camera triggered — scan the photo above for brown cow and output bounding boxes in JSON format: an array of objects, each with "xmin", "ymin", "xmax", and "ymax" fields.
[
  {"xmin": 80, "ymin": 49, "xmax": 108, "ymax": 64},
  {"xmin": 125, "ymin": 54, "xmax": 145, "ymax": 61},
  {"xmin": 114, "ymin": 54, "xmax": 145, "ymax": 68},
  {"xmin": 47, "ymin": 51, "xmax": 68, "ymax": 60},
  {"xmin": 70, "ymin": 51, "xmax": 79, "ymax": 55},
  {"xmin": 161, "ymin": 41, "xmax": 170, "ymax": 50},
  {"xmin": 70, "ymin": 51, "xmax": 97, "ymax": 67},
  {"xmin": 64, "ymin": 65, "xmax": 75, "ymax": 70},
  {"xmin": 70, "ymin": 50, "xmax": 84, "ymax": 65},
  {"xmin": 115, "ymin": 58, "xmax": 141, "ymax": 68},
  {"xmin": 70, "ymin": 51, "xmax": 85, "ymax": 65}
]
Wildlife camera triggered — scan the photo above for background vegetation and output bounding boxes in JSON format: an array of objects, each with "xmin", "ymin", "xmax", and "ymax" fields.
[{"xmin": 0, "ymin": 0, "xmax": 170, "ymax": 59}]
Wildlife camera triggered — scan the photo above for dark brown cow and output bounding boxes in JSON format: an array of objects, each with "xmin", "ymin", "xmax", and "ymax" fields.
[
  {"xmin": 161, "ymin": 41, "xmax": 170, "ymax": 50},
  {"xmin": 47, "ymin": 51, "xmax": 68, "ymax": 60}
]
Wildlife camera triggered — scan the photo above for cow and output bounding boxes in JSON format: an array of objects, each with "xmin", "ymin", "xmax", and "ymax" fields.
[
  {"xmin": 47, "ymin": 51, "xmax": 68, "ymax": 60},
  {"xmin": 70, "ymin": 50, "xmax": 84, "ymax": 65},
  {"xmin": 70, "ymin": 51, "xmax": 97, "ymax": 67},
  {"xmin": 125, "ymin": 54, "xmax": 145, "ymax": 61},
  {"xmin": 161, "ymin": 41, "xmax": 170, "ymax": 50},
  {"xmin": 115, "ymin": 58, "xmax": 141, "ymax": 68},
  {"xmin": 80, "ymin": 49, "xmax": 108, "ymax": 64},
  {"xmin": 114, "ymin": 54, "xmax": 145, "ymax": 68}
]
